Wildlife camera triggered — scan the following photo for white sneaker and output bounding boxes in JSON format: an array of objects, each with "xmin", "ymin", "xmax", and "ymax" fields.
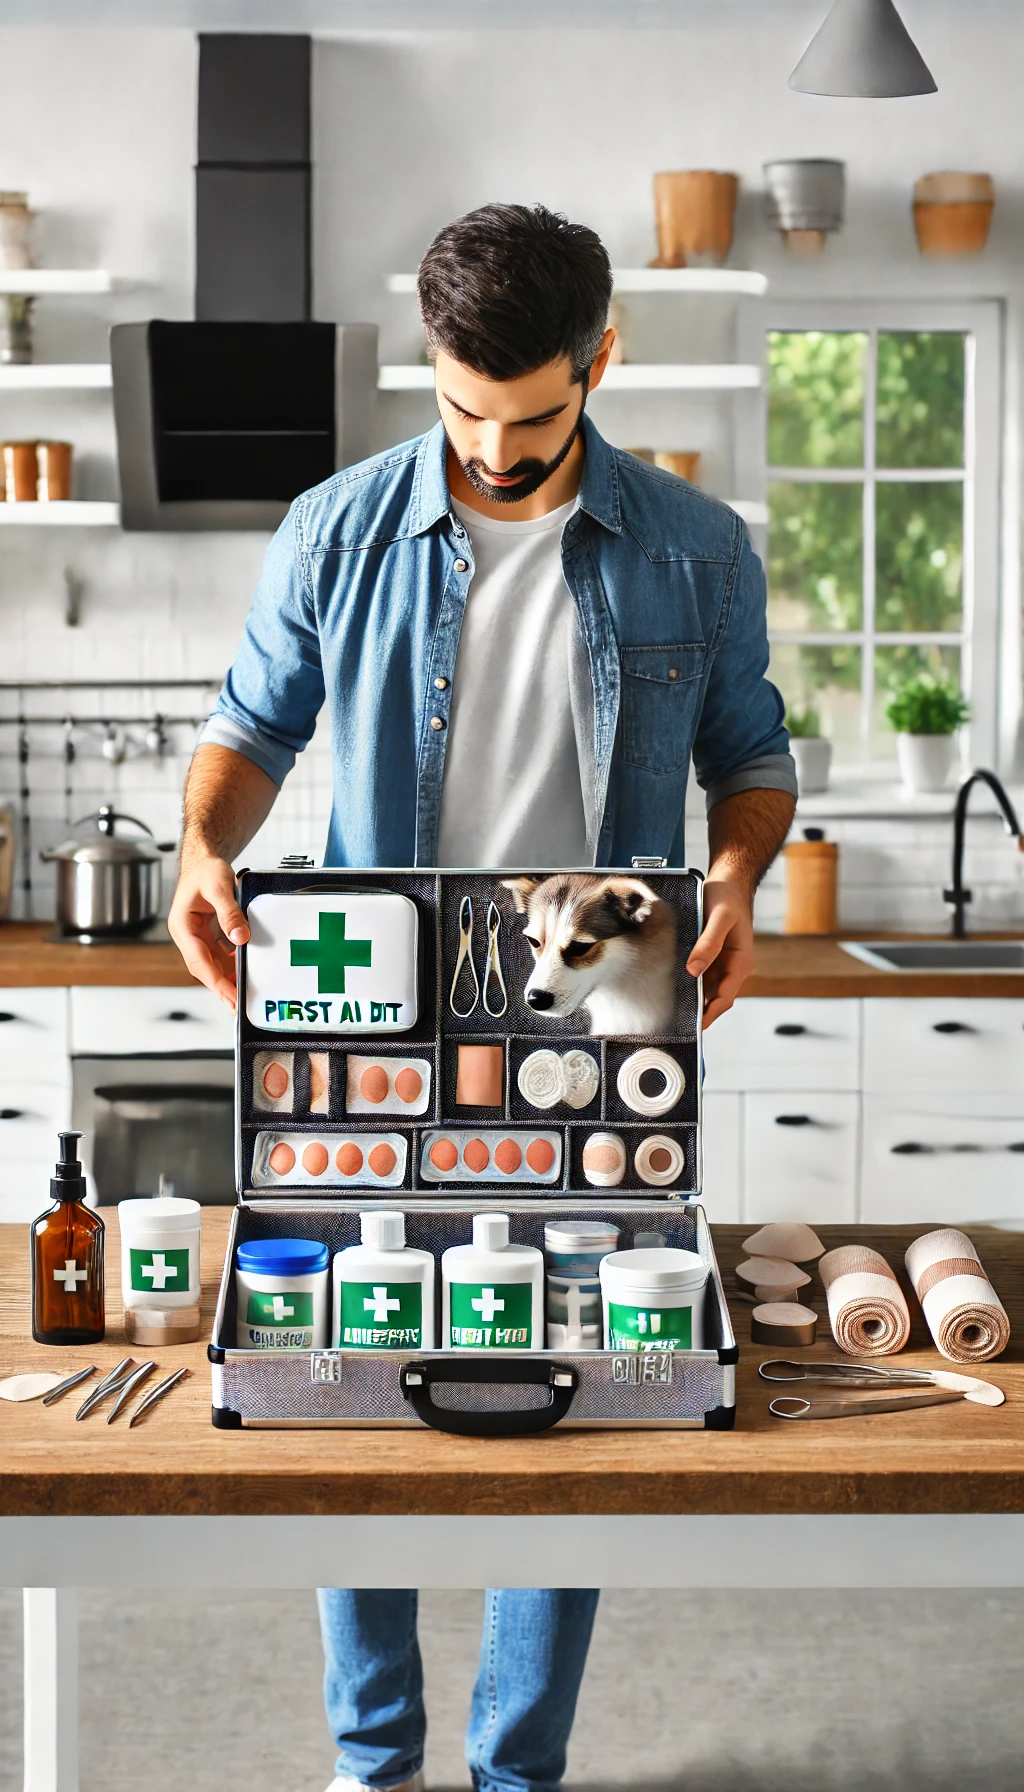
[{"xmin": 326, "ymin": 1774, "xmax": 424, "ymax": 1792}]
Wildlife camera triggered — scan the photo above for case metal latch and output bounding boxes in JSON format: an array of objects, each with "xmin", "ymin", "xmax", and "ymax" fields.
[
  {"xmin": 310, "ymin": 1351, "xmax": 343, "ymax": 1384},
  {"xmin": 631, "ymin": 856, "xmax": 668, "ymax": 869},
  {"xmin": 280, "ymin": 854, "xmax": 316, "ymax": 870}
]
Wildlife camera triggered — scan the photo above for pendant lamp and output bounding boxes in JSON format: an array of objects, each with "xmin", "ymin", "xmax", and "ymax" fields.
[{"xmin": 789, "ymin": 0, "xmax": 937, "ymax": 97}]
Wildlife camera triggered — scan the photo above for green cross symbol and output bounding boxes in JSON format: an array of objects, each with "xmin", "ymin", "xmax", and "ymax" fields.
[{"xmin": 290, "ymin": 911, "xmax": 373, "ymax": 994}]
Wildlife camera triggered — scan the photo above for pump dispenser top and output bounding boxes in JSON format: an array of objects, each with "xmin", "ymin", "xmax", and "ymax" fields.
[{"xmin": 51, "ymin": 1130, "xmax": 87, "ymax": 1204}]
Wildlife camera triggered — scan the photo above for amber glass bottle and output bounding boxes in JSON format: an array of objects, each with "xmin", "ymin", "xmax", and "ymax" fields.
[{"xmin": 31, "ymin": 1131, "xmax": 105, "ymax": 1345}]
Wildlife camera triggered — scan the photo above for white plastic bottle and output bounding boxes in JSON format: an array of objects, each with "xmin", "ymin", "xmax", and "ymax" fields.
[
  {"xmin": 332, "ymin": 1211, "xmax": 435, "ymax": 1349},
  {"xmin": 442, "ymin": 1213, "xmax": 544, "ymax": 1350}
]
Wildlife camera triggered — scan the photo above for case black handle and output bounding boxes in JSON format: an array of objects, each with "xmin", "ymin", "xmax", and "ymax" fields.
[{"xmin": 399, "ymin": 1358, "xmax": 578, "ymax": 1437}]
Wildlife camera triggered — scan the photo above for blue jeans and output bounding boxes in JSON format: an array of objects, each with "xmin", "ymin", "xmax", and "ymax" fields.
[{"xmin": 317, "ymin": 1588, "xmax": 599, "ymax": 1792}]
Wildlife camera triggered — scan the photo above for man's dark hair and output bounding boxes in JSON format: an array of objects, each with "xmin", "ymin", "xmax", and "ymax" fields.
[{"xmin": 418, "ymin": 203, "xmax": 613, "ymax": 384}]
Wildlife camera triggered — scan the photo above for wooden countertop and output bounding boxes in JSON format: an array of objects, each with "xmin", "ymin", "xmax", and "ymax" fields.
[
  {"xmin": 3, "ymin": 920, "xmax": 1024, "ymax": 998},
  {"xmin": 1, "ymin": 1209, "xmax": 1021, "ymax": 1517},
  {"xmin": 0, "ymin": 921, "xmax": 197, "ymax": 988}
]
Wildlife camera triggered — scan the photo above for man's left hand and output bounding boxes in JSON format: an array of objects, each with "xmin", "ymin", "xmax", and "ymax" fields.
[{"xmin": 686, "ymin": 875, "xmax": 755, "ymax": 1028}]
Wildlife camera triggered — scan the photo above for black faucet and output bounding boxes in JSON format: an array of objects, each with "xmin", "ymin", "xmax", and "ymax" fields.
[{"xmin": 943, "ymin": 769, "xmax": 1024, "ymax": 938}]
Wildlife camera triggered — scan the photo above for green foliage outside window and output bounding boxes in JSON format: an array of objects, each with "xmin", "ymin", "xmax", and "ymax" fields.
[{"xmin": 767, "ymin": 330, "xmax": 967, "ymax": 755}]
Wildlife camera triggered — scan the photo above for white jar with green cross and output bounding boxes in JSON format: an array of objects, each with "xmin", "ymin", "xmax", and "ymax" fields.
[
  {"xmin": 119, "ymin": 1195, "xmax": 201, "ymax": 1311},
  {"xmin": 441, "ymin": 1213, "xmax": 544, "ymax": 1350},
  {"xmin": 599, "ymin": 1247, "xmax": 707, "ymax": 1352}
]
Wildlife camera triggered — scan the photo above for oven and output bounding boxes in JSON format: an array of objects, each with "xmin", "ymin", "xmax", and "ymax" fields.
[{"xmin": 72, "ymin": 1055, "xmax": 235, "ymax": 1205}]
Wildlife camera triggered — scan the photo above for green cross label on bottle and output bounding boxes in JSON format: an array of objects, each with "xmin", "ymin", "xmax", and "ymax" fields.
[
  {"xmin": 449, "ymin": 1282, "xmax": 533, "ymax": 1349},
  {"xmin": 340, "ymin": 1281, "xmax": 423, "ymax": 1348},
  {"xmin": 607, "ymin": 1302, "xmax": 692, "ymax": 1351},
  {"xmin": 129, "ymin": 1247, "xmax": 190, "ymax": 1293},
  {"xmin": 244, "ymin": 1289, "xmax": 316, "ymax": 1349}
]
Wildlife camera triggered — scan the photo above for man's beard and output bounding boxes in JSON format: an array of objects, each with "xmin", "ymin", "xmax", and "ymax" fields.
[{"xmin": 451, "ymin": 395, "xmax": 585, "ymax": 506}]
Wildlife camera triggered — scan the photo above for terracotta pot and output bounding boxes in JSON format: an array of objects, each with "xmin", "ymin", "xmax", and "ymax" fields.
[
  {"xmin": 37, "ymin": 441, "xmax": 73, "ymax": 501},
  {"xmin": 913, "ymin": 173, "xmax": 995, "ymax": 256},
  {"xmin": 652, "ymin": 171, "xmax": 738, "ymax": 269},
  {"xmin": 653, "ymin": 452, "xmax": 701, "ymax": 484},
  {"xmin": 3, "ymin": 440, "xmax": 40, "ymax": 501}
]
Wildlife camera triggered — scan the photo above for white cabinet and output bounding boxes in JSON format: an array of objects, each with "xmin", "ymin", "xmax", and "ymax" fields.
[
  {"xmin": 744, "ymin": 1092, "xmax": 860, "ymax": 1224},
  {"xmin": 700, "ymin": 1091, "xmax": 741, "ymax": 1222},
  {"xmin": 862, "ymin": 1093, "xmax": 1024, "ymax": 1224},
  {"xmin": 0, "ymin": 986, "xmax": 68, "ymax": 1071},
  {"xmin": 702, "ymin": 997, "xmax": 860, "ymax": 1092},
  {"xmin": 863, "ymin": 998, "xmax": 1024, "ymax": 1096},
  {"xmin": 70, "ymin": 984, "xmax": 234, "ymax": 1056}
]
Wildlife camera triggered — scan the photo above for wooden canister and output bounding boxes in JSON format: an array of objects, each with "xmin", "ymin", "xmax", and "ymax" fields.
[
  {"xmin": 2, "ymin": 440, "xmax": 39, "ymax": 501},
  {"xmin": 37, "ymin": 441, "xmax": 72, "ymax": 500},
  {"xmin": 783, "ymin": 832, "xmax": 838, "ymax": 936},
  {"xmin": 652, "ymin": 171, "xmax": 739, "ymax": 268},
  {"xmin": 654, "ymin": 451, "xmax": 701, "ymax": 484}
]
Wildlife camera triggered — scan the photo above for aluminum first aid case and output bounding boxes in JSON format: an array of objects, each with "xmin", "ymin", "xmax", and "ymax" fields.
[{"xmin": 210, "ymin": 866, "xmax": 737, "ymax": 1431}]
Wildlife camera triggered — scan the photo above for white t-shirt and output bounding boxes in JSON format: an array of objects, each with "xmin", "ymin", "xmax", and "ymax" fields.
[{"xmin": 436, "ymin": 495, "xmax": 589, "ymax": 870}]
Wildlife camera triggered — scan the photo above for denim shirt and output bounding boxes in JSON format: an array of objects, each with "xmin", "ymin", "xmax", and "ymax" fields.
[{"xmin": 202, "ymin": 416, "xmax": 795, "ymax": 868}]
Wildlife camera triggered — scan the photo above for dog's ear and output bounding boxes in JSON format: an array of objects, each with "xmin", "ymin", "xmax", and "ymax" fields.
[
  {"xmin": 501, "ymin": 877, "xmax": 541, "ymax": 913},
  {"xmin": 602, "ymin": 877, "xmax": 657, "ymax": 929}
]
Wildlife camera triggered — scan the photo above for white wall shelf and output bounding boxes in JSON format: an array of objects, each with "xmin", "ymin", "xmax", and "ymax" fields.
[
  {"xmin": 0, "ymin": 270, "xmax": 115, "ymax": 295},
  {"xmin": 378, "ymin": 363, "xmax": 761, "ymax": 392},
  {"xmin": 0, "ymin": 363, "xmax": 112, "ymax": 390},
  {"xmin": 386, "ymin": 269, "xmax": 768, "ymax": 297},
  {"xmin": 0, "ymin": 501, "xmax": 120, "ymax": 526}
]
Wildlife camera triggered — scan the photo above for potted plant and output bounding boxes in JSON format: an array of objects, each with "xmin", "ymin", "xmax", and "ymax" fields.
[
  {"xmin": 786, "ymin": 706, "xmax": 832, "ymax": 794},
  {"xmin": 885, "ymin": 675, "xmax": 969, "ymax": 793}
]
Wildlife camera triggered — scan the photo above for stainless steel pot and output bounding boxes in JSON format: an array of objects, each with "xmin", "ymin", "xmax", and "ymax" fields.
[{"xmin": 41, "ymin": 806, "xmax": 175, "ymax": 937}]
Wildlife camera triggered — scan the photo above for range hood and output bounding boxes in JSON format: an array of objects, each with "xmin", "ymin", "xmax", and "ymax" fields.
[{"xmin": 112, "ymin": 34, "xmax": 376, "ymax": 531}]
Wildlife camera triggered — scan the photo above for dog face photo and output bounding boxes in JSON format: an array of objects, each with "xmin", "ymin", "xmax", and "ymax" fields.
[{"xmin": 501, "ymin": 874, "xmax": 677, "ymax": 1037}]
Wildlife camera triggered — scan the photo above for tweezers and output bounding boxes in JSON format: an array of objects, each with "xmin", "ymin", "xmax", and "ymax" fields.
[
  {"xmin": 770, "ymin": 1389, "xmax": 965, "ymax": 1421},
  {"xmin": 759, "ymin": 1358, "xmax": 938, "ymax": 1389},
  {"xmin": 482, "ymin": 901, "xmax": 508, "ymax": 1017},
  {"xmin": 76, "ymin": 1357, "xmax": 134, "ymax": 1420},
  {"xmin": 449, "ymin": 895, "xmax": 480, "ymax": 1017},
  {"xmin": 128, "ymin": 1366, "xmax": 189, "ymax": 1427},
  {"xmin": 106, "ymin": 1360, "xmax": 157, "ymax": 1423},
  {"xmin": 41, "ymin": 1365, "xmax": 97, "ymax": 1406}
]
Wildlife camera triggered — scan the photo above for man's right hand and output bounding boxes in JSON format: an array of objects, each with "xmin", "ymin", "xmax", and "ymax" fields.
[{"xmin": 168, "ymin": 854, "xmax": 250, "ymax": 1010}]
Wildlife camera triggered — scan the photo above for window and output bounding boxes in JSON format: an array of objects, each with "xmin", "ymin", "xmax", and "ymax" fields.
[{"xmin": 740, "ymin": 302, "xmax": 1003, "ymax": 771}]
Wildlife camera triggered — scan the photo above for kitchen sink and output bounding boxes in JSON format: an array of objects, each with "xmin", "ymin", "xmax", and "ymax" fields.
[{"xmin": 840, "ymin": 939, "xmax": 1024, "ymax": 972}]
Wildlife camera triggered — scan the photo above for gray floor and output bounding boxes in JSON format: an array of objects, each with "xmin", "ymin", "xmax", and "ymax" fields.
[{"xmin": 1, "ymin": 1587, "xmax": 1022, "ymax": 1791}]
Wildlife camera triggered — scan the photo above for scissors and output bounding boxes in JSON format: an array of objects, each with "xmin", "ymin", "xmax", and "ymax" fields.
[
  {"xmin": 449, "ymin": 896, "xmax": 481, "ymax": 1017},
  {"xmin": 758, "ymin": 1359, "xmax": 938, "ymax": 1389},
  {"xmin": 482, "ymin": 901, "xmax": 508, "ymax": 1017}
]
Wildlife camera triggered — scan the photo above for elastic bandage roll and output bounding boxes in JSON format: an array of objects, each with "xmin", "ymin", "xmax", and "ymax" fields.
[
  {"xmin": 905, "ymin": 1228, "xmax": 1010, "ymax": 1363},
  {"xmin": 818, "ymin": 1244, "xmax": 910, "ymax": 1357}
]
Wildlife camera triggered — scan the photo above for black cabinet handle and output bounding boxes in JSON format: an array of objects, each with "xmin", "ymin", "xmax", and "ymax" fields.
[
  {"xmin": 399, "ymin": 1359, "xmax": 578, "ymax": 1437},
  {"xmin": 932, "ymin": 1021, "xmax": 976, "ymax": 1034},
  {"xmin": 1008, "ymin": 1143, "xmax": 1024, "ymax": 1153},
  {"xmin": 892, "ymin": 1142, "xmax": 931, "ymax": 1154},
  {"xmin": 775, "ymin": 1114, "xmax": 814, "ymax": 1127},
  {"xmin": 0, "ymin": 1108, "xmax": 24, "ymax": 1120},
  {"xmin": 164, "ymin": 1010, "xmax": 194, "ymax": 1022},
  {"xmin": 774, "ymin": 1024, "xmax": 808, "ymax": 1037},
  {"xmin": 0, "ymin": 1012, "xmax": 17, "ymax": 1023}
]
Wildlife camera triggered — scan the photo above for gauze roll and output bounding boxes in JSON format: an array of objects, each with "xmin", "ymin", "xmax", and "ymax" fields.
[
  {"xmin": 905, "ymin": 1228, "xmax": 1010, "ymax": 1363},
  {"xmin": 818, "ymin": 1244, "xmax": 911, "ymax": 1356}
]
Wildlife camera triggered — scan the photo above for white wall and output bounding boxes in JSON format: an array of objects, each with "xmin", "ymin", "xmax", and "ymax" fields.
[{"xmin": 2, "ymin": 9, "xmax": 1024, "ymax": 921}]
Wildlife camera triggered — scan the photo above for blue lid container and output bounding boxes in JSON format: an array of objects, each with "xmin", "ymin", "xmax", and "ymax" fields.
[{"xmin": 236, "ymin": 1237, "xmax": 329, "ymax": 1277}]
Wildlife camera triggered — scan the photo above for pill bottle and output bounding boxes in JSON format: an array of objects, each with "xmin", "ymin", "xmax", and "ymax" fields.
[
  {"xmin": 546, "ymin": 1273, "xmax": 602, "ymax": 1350},
  {"xmin": 599, "ymin": 1247, "xmax": 707, "ymax": 1351},
  {"xmin": 118, "ymin": 1195, "xmax": 202, "ymax": 1345},
  {"xmin": 332, "ymin": 1211, "xmax": 435, "ymax": 1349},
  {"xmin": 442, "ymin": 1213, "xmax": 543, "ymax": 1350},
  {"xmin": 234, "ymin": 1236, "xmax": 329, "ymax": 1349}
]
